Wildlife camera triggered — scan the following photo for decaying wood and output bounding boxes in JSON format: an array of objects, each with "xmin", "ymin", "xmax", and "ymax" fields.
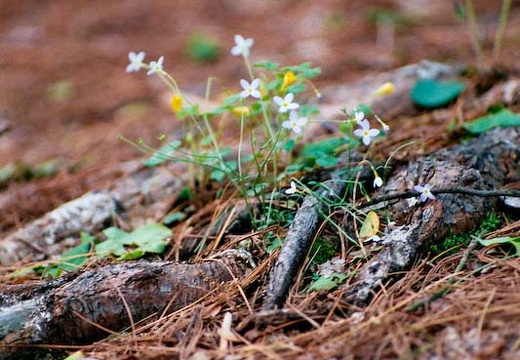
[
  {"xmin": 263, "ymin": 165, "xmax": 373, "ymax": 310},
  {"xmin": 341, "ymin": 127, "xmax": 519, "ymax": 306},
  {"xmin": 0, "ymin": 162, "xmax": 188, "ymax": 265},
  {"xmin": 0, "ymin": 250, "xmax": 253, "ymax": 354},
  {"xmin": 263, "ymin": 127, "xmax": 519, "ymax": 310}
]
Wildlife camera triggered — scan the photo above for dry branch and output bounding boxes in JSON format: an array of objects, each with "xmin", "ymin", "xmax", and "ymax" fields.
[
  {"xmin": 263, "ymin": 168, "xmax": 368, "ymax": 310},
  {"xmin": 0, "ymin": 250, "xmax": 253, "ymax": 355}
]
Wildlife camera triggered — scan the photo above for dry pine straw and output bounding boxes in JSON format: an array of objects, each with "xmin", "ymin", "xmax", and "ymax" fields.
[
  {"xmin": 6, "ymin": 74, "xmax": 520, "ymax": 358},
  {"xmin": 73, "ymin": 242, "xmax": 520, "ymax": 360}
]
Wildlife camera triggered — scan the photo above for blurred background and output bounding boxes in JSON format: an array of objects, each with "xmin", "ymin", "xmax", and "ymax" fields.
[{"xmin": 0, "ymin": 0, "xmax": 518, "ymax": 222}]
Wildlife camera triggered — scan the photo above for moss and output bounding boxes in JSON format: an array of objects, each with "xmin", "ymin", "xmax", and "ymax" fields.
[{"xmin": 430, "ymin": 212, "xmax": 502, "ymax": 256}]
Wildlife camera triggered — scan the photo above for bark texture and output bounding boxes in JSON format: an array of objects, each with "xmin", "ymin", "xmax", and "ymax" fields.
[
  {"xmin": 342, "ymin": 127, "xmax": 519, "ymax": 305},
  {"xmin": 0, "ymin": 162, "xmax": 187, "ymax": 265},
  {"xmin": 263, "ymin": 127, "xmax": 518, "ymax": 310},
  {"xmin": 0, "ymin": 250, "xmax": 253, "ymax": 353}
]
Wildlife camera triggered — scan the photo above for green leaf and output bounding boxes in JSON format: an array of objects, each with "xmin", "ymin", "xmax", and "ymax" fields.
[
  {"xmin": 454, "ymin": 4, "xmax": 466, "ymax": 20},
  {"xmin": 164, "ymin": 211, "xmax": 186, "ymax": 225},
  {"xmin": 0, "ymin": 163, "xmax": 16, "ymax": 184},
  {"xmin": 286, "ymin": 83, "xmax": 306, "ymax": 94},
  {"xmin": 177, "ymin": 187, "xmax": 192, "ymax": 202},
  {"xmin": 283, "ymin": 139, "xmax": 296, "ymax": 152},
  {"xmin": 119, "ymin": 249, "xmax": 145, "ymax": 261},
  {"xmin": 185, "ymin": 33, "xmax": 221, "ymax": 63},
  {"xmin": 223, "ymin": 93, "xmax": 243, "ymax": 106},
  {"xmin": 253, "ymin": 60, "xmax": 279, "ymax": 71},
  {"xmin": 102, "ymin": 226, "xmax": 129, "ymax": 242},
  {"xmin": 300, "ymin": 137, "xmax": 347, "ymax": 159},
  {"xmin": 356, "ymin": 103, "xmax": 372, "ymax": 115},
  {"xmin": 95, "ymin": 224, "xmax": 172, "ymax": 259},
  {"xmin": 476, "ymin": 236, "xmax": 520, "ymax": 256},
  {"xmin": 95, "ymin": 238, "xmax": 126, "ymax": 257},
  {"xmin": 284, "ymin": 163, "xmax": 306, "ymax": 174},
  {"xmin": 283, "ymin": 63, "xmax": 321, "ymax": 79},
  {"xmin": 411, "ymin": 79, "xmax": 466, "ymax": 109},
  {"xmin": 266, "ymin": 237, "xmax": 283, "ymax": 253},
  {"xmin": 41, "ymin": 232, "xmax": 93, "ymax": 277},
  {"xmin": 315, "ymin": 155, "xmax": 339, "ymax": 168},
  {"xmin": 307, "ymin": 273, "xmax": 348, "ymax": 292},
  {"xmin": 462, "ymin": 109, "xmax": 520, "ymax": 134},
  {"xmin": 124, "ymin": 223, "xmax": 172, "ymax": 245}
]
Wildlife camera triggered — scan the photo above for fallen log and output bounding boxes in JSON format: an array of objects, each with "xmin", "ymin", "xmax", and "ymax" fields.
[
  {"xmin": 0, "ymin": 250, "xmax": 253, "ymax": 356},
  {"xmin": 342, "ymin": 126, "xmax": 519, "ymax": 306},
  {"xmin": 0, "ymin": 162, "xmax": 188, "ymax": 265}
]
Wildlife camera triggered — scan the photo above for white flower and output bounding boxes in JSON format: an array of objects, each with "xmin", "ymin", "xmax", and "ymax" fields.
[
  {"xmin": 373, "ymin": 176, "xmax": 383, "ymax": 188},
  {"xmin": 240, "ymin": 78, "xmax": 261, "ymax": 99},
  {"xmin": 231, "ymin": 34, "xmax": 254, "ymax": 58},
  {"xmin": 126, "ymin": 51, "xmax": 146, "ymax": 73},
  {"xmin": 354, "ymin": 111, "xmax": 365, "ymax": 125},
  {"xmin": 282, "ymin": 111, "xmax": 308, "ymax": 134},
  {"xmin": 273, "ymin": 93, "xmax": 299, "ymax": 113},
  {"xmin": 147, "ymin": 56, "xmax": 164, "ymax": 75},
  {"xmin": 353, "ymin": 119, "xmax": 380, "ymax": 146},
  {"xmin": 413, "ymin": 184, "xmax": 436, "ymax": 202},
  {"xmin": 285, "ymin": 180, "xmax": 298, "ymax": 195}
]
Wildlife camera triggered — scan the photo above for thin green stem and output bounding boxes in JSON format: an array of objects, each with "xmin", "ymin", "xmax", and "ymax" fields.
[
  {"xmin": 243, "ymin": 55, "xmax": 254, "ymax": 82},
  {"xmin": 238, "ymin": 108, "xmax": 245, "ymax": 179},
  {"xmin": 201, "ymin": 79, "xmax": 223, "ymax": 165},
  {"xmin": 493, "ymin": 0, "xmax": 512, "ymax": 61},
  {"xmin": 260, "ymin": 99, "xmax": 275, "ymax": 139},
  {"xmin": 158, "ymin": 70, "xmax": 181, "ymax": 93},
  {"xmin": 464, "ymin": 0, "xmax": 483, "ymax": 67}
]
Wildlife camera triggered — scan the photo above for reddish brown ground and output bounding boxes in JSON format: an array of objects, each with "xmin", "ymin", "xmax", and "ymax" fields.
[
  {"xmin": 2, "ymin": 1, "xmax": 519, "ymax": 232},
  {"xmin": 1, "ymin": 1, "xmax": 520, "ymax": 358}
]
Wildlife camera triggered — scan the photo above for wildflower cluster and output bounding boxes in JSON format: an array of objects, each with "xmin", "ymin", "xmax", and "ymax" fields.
[
  {"xmin": 123, "ymin": 35, "xmax": 438, "ymax": 207},
  {"xmin": 124, "ymin": 34, "xmax": 322, "ymax": 202},
  {"xmin": 119, "ymin": 34, "xmax": 438, "ymax": 291}
]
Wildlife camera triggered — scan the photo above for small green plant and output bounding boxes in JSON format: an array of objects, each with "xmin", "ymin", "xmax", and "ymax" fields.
[
  {"xmin": 12, "ymin": 224, "xmax": 172, "ymax": 279},
  {"xmin": 122, "ymin": 35, "xmax": 391, "ymax": 213}
]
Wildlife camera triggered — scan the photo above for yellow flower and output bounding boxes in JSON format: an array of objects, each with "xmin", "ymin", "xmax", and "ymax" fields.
[
  {"xmin": 171, "ymin": 94, "xmax": 183, "ymax": 112},
  {"xmin": 232, "ymin": 106, "xmax": 250, "ymax": 116},
  {"xmin": 281, "ymin": 71, "xmax": 296, "ymax": 91},
  {"xmin": 374, "ymin": 82, "xmax": 395, "ymax": 96}
]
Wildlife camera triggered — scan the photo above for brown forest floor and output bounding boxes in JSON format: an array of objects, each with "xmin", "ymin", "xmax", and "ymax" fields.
[{"xmin": 1, "ymin": 1, "xmax": 520, "ymax": 359}]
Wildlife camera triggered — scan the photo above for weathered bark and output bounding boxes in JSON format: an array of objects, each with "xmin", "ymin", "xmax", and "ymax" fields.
[
  {"xmin": 0, "ymin": 162, "xmax": 188, "ymax": 265},
  {"xmin": 0, "ymin": 250, "xmax": 253, "ymax": 354},
  {"xmin": 263, "ymin": 127, "xmax": 519, "ymax": 310},
  {"xmin": 341, "ymin": 127, "xmax": 519, "ymax": 306}
]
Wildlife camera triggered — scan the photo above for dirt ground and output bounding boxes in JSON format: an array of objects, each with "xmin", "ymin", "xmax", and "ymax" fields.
[
  {"xmin": 1, "ymin": 0, "xmax": 520, "ymax": 359},
  {"xmin": 2, "ymin": 0, "xmax": 519, "ymax": 232}
]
